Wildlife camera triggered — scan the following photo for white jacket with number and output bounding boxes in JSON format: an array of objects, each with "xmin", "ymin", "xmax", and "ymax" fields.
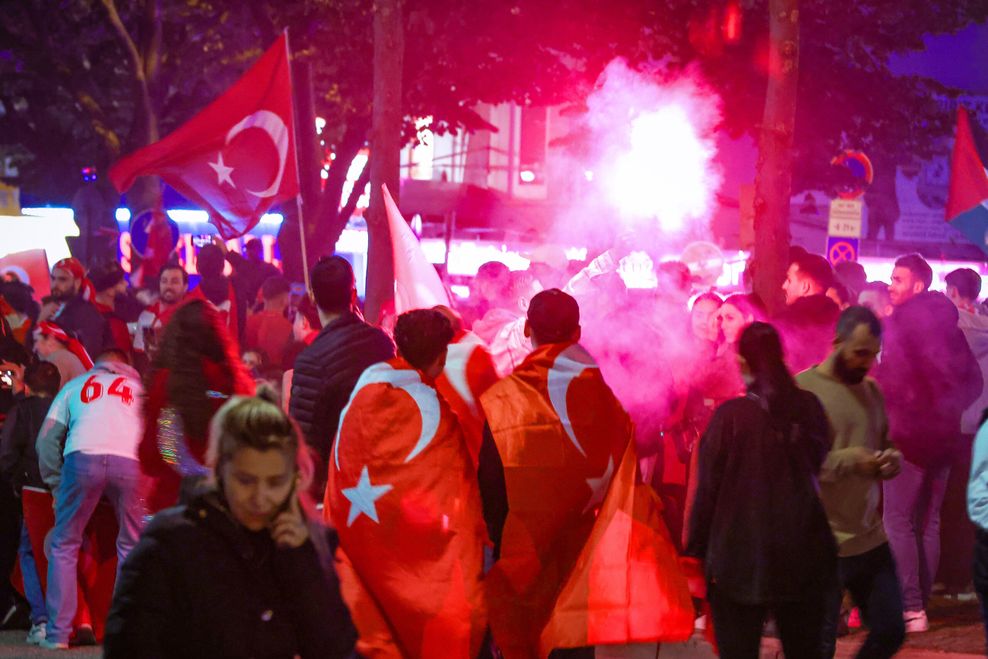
[{"xmin": 36, "ymin": 360, "xmax": 144, "ymax": 489}]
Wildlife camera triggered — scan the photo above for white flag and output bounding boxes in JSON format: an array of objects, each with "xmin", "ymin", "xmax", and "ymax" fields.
[{"xmin": 381, "ymin": 183, "xmax": 451, "ymax": 313}]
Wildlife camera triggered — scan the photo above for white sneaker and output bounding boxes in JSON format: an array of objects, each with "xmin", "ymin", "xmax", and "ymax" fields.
[
  {"xmin": 904, "ymin": 609, "xmax": 929, "ymax": 633},
  {"xmin": 38, "ymin": 637, "xmax": 69, "ymax": 650},
  {"xmin": 25, "ymin": 621, "xmax": 46, "ymax": 645}
]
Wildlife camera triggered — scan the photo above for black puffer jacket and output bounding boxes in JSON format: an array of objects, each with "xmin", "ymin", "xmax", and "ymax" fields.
[
  {"xmin": 877, "ymin": 291, "xmax": 982, "ymax": 467},
  {"xmin": 104, "ymin": 493, "xmax": 356, "ymax": 659},
  {"xmin": 290, "ymin": 312, "xmax": 394, "ymax": 486}
]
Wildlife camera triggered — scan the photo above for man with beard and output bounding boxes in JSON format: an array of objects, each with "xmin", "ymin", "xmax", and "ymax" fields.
[
  {"xmin": 48, "ymin": 259, "xmax": 107, "ymax": 359},
  {"xmin": 133, "ymin": 264, "xmax": 188, "ymax": 370},
  {"xmin": 797, "ymin": 306, "xmax": 905, "ymax": 658}
]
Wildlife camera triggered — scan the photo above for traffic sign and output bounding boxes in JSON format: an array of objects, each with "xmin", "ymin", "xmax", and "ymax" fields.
[
  {"xmin": 826, "ymin": 236, "xmax": 859, "ymax": 265},
  {"xmin": 828, "ymin": 199, "xmax": 863, "ymax": 237},
  {"xmin": 129, "ymin": 210, "xmax": 179, "ymax": 258}
]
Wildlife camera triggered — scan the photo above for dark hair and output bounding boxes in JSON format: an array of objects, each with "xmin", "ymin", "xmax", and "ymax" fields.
[
  {"xmin": 89, "ymin": 259, "xmax": 126, "ymax": 292},
  {"xmin": 721, "ymin": 293, "xmax": 766, "ymax": 323},
  {"xmin": 244, "ymin": 239, "xmax": 263, "ymax": 255},
  {"xmin": 24, "ymin": 361, "xmax": 60, "ymax": 396},
  {"xmin": 828, "ymin": 281, "xmax": 850, "ymax": 306},
  {"xmin": 196, "ymin": 245, "xmax": 226, "ymax": 279},
  {"xmin": 835, "ymin": 305, "xmax": 882, "ymax": 343},
  {"xmin": 160, "ymin": 263, "xmax": 189, "ymax": 285},
  {"xmin": 790, "ymin": 253, "xmax": 834, "ymax": 291},
  {"xmin": 834, "ymin": 261, "xmax": 867, "ymax": 297},
  {"xmin": 260, "ymin": 275, "xmax": 291, "ymax": 301},
  {"xmin": 310, "ymin": 256, "xmax": 355, "ymax": 314},
  {"xmin": 96, "ymin": 348, "xmax": 132, "ymax": 365},
  {"xmin": 691, "ymin": 292, "xmax": 723, "ymax": 311},
  {"xmin": 153, "ymin": 300, "xmax": 248, "ymax": 442},
  {"xmin": 894, "ymin": 253, "xmax": 933, "ymax": 290},
  {"xmin": 394, "ymin": 309, "xmax": 454, "ymax": 372},
  {"xmin": 295, "ymin": 294, "xmax": 321, "ymax": 330},
  {"xmin": 737, "ymin": 322, "xmax": 799, "ymax": 420},
  {"xmin": 945, "ymin": 268, "xmax": 982, "ymax": 301},
  {"xmin": 527, "ymin": 288, "xmax": 580, "ymax": 344}
]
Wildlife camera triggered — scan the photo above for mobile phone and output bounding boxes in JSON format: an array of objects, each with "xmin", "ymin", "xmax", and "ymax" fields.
[{"xmin": 0, "ymin": 370, "xmax": 13, "ymax": 387}]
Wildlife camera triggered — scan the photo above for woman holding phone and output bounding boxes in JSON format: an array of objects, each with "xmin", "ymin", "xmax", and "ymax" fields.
[{"xmin": 104, "ymin": 396, "xmax": 356, "ymax": 658}]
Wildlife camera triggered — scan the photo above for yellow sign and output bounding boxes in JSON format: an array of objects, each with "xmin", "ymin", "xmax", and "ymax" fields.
[
  {"xmin": 828, "ymin": 198, "xmax": 862, "ymax": 237},
  {"xmin": 0, "ymin": 182, "xmax": 20, "ymax": 216}
]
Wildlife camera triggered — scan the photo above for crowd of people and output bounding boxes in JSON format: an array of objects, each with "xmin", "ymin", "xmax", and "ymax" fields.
[{"xmin": 0, "ymin": 234, "xmax": 987, "ymax": 658}]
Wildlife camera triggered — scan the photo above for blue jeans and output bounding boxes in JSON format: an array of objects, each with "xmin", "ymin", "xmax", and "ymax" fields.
[
  {"xmin": 46, "ymin": 452, "xmax": 144, "ymax": 644},
  {"xmin": 883, "ymin": 459, "xmax": 950, "ymax": 611},
  {"xmin": 820, "ymin": 543, "xmax": 905, "ymax": 659},
  {"xmin": 18, "ymin": 521, "xmax": 46, "ymax": 624}
]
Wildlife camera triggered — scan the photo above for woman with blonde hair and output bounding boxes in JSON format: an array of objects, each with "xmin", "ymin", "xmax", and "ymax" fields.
[{"xmin": 105, "ymin": 395, "xmax": 356, "ymax": 658}]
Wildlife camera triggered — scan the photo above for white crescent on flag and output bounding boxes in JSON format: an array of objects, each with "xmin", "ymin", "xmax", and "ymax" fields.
[
  {"xmin": 226, "ymin": 110, "xmax": 291, "ymax": 199},
  {"xmin": 334, "ymin": 362, "xmax": 442, "ymax": 470}
]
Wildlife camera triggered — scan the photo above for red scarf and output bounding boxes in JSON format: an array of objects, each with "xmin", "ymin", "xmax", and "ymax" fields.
[{"xmin": 37, "ymin": 321, "xmax": 94, "ymax": 370}]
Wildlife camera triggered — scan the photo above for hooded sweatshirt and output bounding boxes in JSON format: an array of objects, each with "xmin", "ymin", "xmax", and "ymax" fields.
[
  {"xmin": 877, "ymin": 291, "xmax": 982, "ymax": 467},
  {"xmin": 957, "ymin": 308, "xmax": 988, "ymax": 435}
]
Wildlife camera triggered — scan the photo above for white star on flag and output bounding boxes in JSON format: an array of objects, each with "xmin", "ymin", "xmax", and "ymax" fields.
[
  {"xmin": 209, "ymin": 152, "xmax": 236, "ymax": 187},
  {"xmin": 584, "ymin": 455, "xmax": 615, "ymax": 513},
  {"xmin": 342, "ymin": 466, "xmax": 393, "ymax": 526}
]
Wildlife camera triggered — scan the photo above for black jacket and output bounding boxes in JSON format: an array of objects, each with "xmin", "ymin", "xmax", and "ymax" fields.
[
  {"xmin": 0, "ymin": 395, "xmax": 52, "ymax": 492},
  {"xmin": 290, "ymin": 313, "xmax": 394, "ymax": 485},
  {"xmin": 685, "ymin": 391, "xmax": 837, "ymax": 604},
  {"xmin": 103, "ymin": 493, "xmax": 356, "ymax": 659},
  {"xmin": 876, "ymin": 291, "xmax": 983, "ymax": 467},
  {"xmin": 53, "ymin": 295, "xmax": 109, "ymax": 359}
]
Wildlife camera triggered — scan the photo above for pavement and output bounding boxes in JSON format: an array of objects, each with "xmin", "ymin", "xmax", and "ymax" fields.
[{"xmin": 0, "ymin": 596, "xmax": 982, "ymax": 658}]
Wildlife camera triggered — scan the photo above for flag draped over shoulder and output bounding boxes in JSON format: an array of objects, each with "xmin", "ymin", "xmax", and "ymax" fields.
[
  {"xmin": 326, "ymin": 358, "xmax": 487, "ymax": 659},
  {"xmin": 436, "ymin": 330, "xmax": 500, "ymax": 465},
  {"xmin": 109, "ymin": 35, "xmax": 298, "ymax": 239},
  {"xmin": 947, "ymin": 105, "xmax": 988, "ymax": 256},
  {"xmin": 382, "ymin": 183, "xmax": 451, "ymax": 313},
  {"xmin": 481, "ymin": 342, "xmax": 693, "ymax": 659}
]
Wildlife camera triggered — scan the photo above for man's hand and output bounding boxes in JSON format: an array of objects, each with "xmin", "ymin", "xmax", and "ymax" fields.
[
  {"xmin": 210, "ymin": 234, "xmax": 229, "ymax": 255},
  {"xmin": 853, "ymin": 449, "xmax": 880, "ymax": 478},
  {"xmin": 876, "ymin": 449, "xmax": 902, "ymax": 480}
]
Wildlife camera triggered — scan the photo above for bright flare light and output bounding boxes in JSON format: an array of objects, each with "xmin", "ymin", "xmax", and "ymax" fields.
[
  {"xmin": 587, "ymin": 59, "xmax": 722, "ymax": 235},
  {"xmin": 604, "ymin": 105, "xmax": 715, "ymax": 231}
]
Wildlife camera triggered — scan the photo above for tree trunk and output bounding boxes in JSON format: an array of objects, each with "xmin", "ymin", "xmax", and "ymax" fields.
[
  {"xmin": 752, "ymin": 0, "xmax": 799, "ymax": 315},
  {"xmin": 364, "ymin": 0, "xmax": 403, "ymax": 325}
]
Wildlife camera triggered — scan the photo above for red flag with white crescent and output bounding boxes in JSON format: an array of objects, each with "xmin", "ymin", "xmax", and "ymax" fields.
[
  {"xmin": 481, "ymin": 342, "xmax": 693, "ymax": 658},
  {"xmin": 109, "ymin": 35, "xmax": 298, "ymax": 239},
  {"xmin": 435, "ymin": 331, "xmax": 500, "ymax": 465},
  {"xmin": 326, "ymin": 358, "xmax": 488, "ymax": 659}
]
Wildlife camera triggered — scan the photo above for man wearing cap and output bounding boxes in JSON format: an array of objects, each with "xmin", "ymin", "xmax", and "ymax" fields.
[
  {"xmin": 89, "ymin": 261, "xmax": 132, "ymax": 357},
  {"xmin": 479, "ymin": 289, "xmax": 692, "ymax": 659},
  {"xmin": 49, "ymin": 258, "xmax": 108, "ymax": 359}
]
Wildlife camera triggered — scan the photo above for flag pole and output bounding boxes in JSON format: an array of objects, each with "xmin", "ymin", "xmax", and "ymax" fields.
[{"xmin": 284, "ymin": 28, "xmax": 312, "ymax": 295}]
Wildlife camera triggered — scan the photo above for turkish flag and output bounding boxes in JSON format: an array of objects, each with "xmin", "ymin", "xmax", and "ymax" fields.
[
  {"xmin": 109, "ymin": 35, "xmax": 298, "ymax": 239},
  {"xmin": 481, "ymin": 342, "xmax": 693, "ymax": 658},
  {"xmin": 0, "ymin": 249, "xmax": 50, "ymax": 298},
  {"xmin": 325, "ymin": 358, "xmax": 488, "ymax": 659},
  {"xmin": 382, "ymin": 183, "xmax": 451, "ymax": 313},
  {"xmin": 435, "ymin": 331, "xmax": 500, "ymax": 465}
]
